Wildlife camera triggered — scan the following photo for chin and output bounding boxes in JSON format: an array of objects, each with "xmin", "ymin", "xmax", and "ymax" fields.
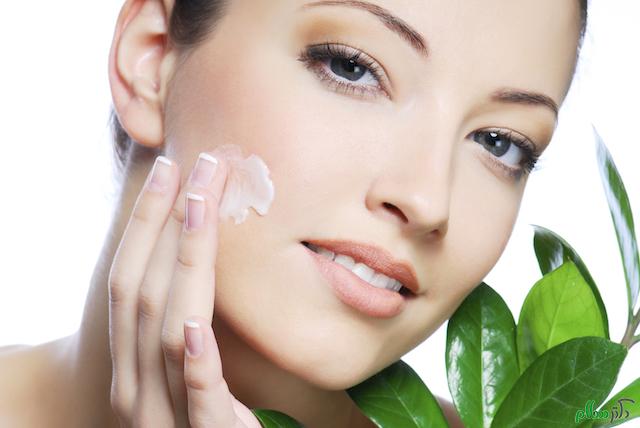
[
  {"xmin": 271, "ymin": 334, "xmax": 394, "ymax": 391},
  {"xmin": 291, "ymin": 357, "xmax": 378, "ymax": 391},
  {"xmin": 301, "ymin": 353, "xmax": 404, "ymax": 391}
]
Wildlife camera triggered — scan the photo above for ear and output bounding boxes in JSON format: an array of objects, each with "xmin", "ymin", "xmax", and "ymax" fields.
[{"xmin": 108, "ymin": 0, "xmax": 178, "ymax": 149}]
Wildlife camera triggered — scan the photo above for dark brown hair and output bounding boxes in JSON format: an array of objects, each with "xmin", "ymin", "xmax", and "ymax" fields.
[{"xmin": 108, "ymin": 0, "xmax": 589, "ymax": 184}]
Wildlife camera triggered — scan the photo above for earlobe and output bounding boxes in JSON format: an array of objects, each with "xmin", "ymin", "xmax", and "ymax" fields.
[{"xmin": 108, "ymin": 0, "xmax": 176, "ymax": 149}]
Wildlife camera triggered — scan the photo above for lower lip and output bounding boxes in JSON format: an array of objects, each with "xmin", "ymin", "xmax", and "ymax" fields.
[{"xmin": 303, "ymin": 243, "xmax": 409, "ymax": 318}]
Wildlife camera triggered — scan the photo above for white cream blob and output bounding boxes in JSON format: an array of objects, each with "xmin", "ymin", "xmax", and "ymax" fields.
[{"xmin": 210, "ymin": 144, "xmax": 275, "ymax": 225}]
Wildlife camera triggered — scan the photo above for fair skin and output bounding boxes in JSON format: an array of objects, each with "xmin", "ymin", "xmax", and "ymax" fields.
[{"xmin": 0, "ymin": 0, "xmax": 582, "ymax": 427}]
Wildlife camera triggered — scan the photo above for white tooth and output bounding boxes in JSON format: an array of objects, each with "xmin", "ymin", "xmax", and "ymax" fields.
[
  {"xmin": 369, "ymin": 272, "xmax": 393, "ymax": 289},
  {"xmin": 390, "ymin": 279, "xmax": 403, "ymax": 292},
  {"xmin": 334, "ymin": 254, "xmax": 356, "ymax": 270},
  {"xmin": 312, "ymin": 245, "xmax": 404, "ymax": 293},
  {"xmin": 317, "ymin": 247, "xmax": 335, "ymax": 260},
  {"xmin": 351, "ymin": 263, "xmax": 376, "ymax": 283}
]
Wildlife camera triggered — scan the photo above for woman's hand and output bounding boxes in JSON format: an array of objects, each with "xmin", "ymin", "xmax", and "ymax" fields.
[{"xmin": 107, "ymin": 152, "xmax": 261, "ymax": 428}]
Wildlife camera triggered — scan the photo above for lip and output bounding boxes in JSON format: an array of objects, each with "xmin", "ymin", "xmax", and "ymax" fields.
[
  {"xmin": 302, "ymin": 241, "xmax": 418, "ymax": 319},
  {"xmin": 302, "ymin": 239, "xmax": 421, "ymax": 295}
]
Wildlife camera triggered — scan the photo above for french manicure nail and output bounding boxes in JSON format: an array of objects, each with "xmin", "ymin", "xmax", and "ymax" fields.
[
  {"xmin": 184, "ymin": 319, "xmax": 203, "ymax": 358},
  {"xmin": 185, "ymin": 193, "xmax": 205, "ymax": 231},
  {"xmin": 148, "ymin": 156, "xmax": 172, "ymax": 192},
  {"xmin": 190, "ymin": 153, "xmax": 218, "ymax": 187}
]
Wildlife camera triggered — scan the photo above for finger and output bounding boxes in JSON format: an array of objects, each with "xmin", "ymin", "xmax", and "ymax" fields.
[
  {"xmin": 165, "ymin": 153, "xmax": 228, "ymax": 337},
  {"xmin": 135, "ymin": 222, "xmax": 183, "ymax": 425},
  {"xmin": 107, "ymin": 155, "xmax": 179, "ymax": 416},
  {"xmin": 183, "ymin": 317, "xmax": 240, "ymax": 428},
  {"xmin": 136, "ymin": 154, "xmax": 215, "ymax": 424},
  {"xmin": 136, "ymin": 168, "xmax": 202, "ymax": 424},
  {"xmin": 161, "ymin": 153, "xmax": 228, "ymax": 422}
]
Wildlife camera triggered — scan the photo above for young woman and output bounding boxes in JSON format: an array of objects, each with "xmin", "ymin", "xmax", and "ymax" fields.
[{"xmin": 0, "ymin": 0, "xmax": 588, "ymax": 426}]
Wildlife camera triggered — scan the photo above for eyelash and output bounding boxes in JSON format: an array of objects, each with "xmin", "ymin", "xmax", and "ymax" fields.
[
  {"xmin": 297, "ymin": 42, "xmax": 541, "ymax": 181},
  {"xmin": 472, "ymin": 128, "xmax": 541, "ymax": 181},
  {"xmin": 297, "ymin": 41, "xmax": 390, "ymax": 99}
]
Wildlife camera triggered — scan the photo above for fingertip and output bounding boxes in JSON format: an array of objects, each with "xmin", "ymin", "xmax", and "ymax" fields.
[
  {"xmin": 184, "ymin": 318, "xmax": 204, "ymax": 359},
  {"xmin": 147, "ymin": 155, "xmax": 177, "ymax": 194},
  {"xmin": 191, "ymin": 317, "xmax": 220, "ymax": 365}
]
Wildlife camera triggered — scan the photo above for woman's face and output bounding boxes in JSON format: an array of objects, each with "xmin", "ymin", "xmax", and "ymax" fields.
[{"xmin": 160, "ymin": 0, "xmax": 581, "ymax": 389}]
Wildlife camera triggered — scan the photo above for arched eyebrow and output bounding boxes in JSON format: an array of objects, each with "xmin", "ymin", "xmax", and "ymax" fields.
[
  {"xmin": 491, "ymin": 88, "xmax": 559, "ymax": 119},
  {"xmin": 299, "ymin": 0, "xmax": 560, "ymax": 119},
  {"xmin": 298, "ymin": 0, "xmax": 429, "ymax": 59}
]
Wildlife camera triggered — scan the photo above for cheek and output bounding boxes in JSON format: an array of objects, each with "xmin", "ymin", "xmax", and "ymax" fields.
[
  {"xmin": 165, "ymin": 38, "xmax": 319, "ymax": 203},
  {"xmin": 388, "ymin": 169, "xmax": 522, "ymax": 361},
  {"xmin": 439, "ymin": 159, "xmax": 522, "ymax": 305}
]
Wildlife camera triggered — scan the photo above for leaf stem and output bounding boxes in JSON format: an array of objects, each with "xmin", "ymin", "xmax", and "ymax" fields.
[{"xmin": 621, "ymin": 309, "xmax": 640, "ymax": 349}]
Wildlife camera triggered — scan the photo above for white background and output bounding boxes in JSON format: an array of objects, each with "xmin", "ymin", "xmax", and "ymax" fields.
[{"xmin": 1, "ymin": 0, "xmax": 639, "ymax": 409}]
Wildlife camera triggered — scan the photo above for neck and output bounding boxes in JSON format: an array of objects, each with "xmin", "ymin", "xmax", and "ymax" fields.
[{"xmin": 63, "ymin": 152, "xmax": 372, "ymax": 428}]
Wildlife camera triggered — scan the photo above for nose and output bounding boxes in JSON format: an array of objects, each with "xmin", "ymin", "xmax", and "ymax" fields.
[{"xmin": 365, "ymin": 146, "xmax": 453, "ymax": 239}]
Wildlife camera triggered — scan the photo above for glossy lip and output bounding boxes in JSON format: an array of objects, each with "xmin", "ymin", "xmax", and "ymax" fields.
[
  {"xmin": 302, "ymin": 239, "xmax": 421, "ymax": 295},
  {"xmin": 301, "ymin": 240, "xmax": 419, "ymax": 319}
]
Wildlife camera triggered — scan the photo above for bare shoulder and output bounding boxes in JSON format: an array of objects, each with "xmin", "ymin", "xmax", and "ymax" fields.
[
  {"xmin": 0, "ymin": 344, "xmax": 30, "ymax": 353},
  {"xmin": 0, "ymin": 336, "xmax": 75, "ymax": 427},
  {"xmin": 0, "ymin": 343, "xmax": 37, "ymax": 426}
]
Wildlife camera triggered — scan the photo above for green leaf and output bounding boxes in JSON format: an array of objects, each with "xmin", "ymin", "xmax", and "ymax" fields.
[
  {"xmin": 517, "ymin": 260, "xmax": 607, "ymax": 372},
  {"xmin": 592, "ymin": 377, "xmax": 640, "ymax": 427},
  {"xmin": 531, "ymin": 224, "xmax": 609, "ymax": 338},
  {"xmin": 346, "ymin": 359, "xmax": 449, "ymax": 428},
  {"xmin": 251, "ymin": 408, "xmax": 305, "ymax": 427},
  {"xmin": 491, "ymin": 336, "xmax": 627, "ymax": 428},
  {"xmin": 446, "ymin": 282, "xmax": 519, "ymax": 428},
  {"xmin": 594, "ymin": 125, "xmax": 640, "ymax": 316}
]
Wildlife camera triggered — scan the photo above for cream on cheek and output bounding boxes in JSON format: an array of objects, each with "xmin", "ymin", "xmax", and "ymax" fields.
[{"xmin": 210, "ymin": 143, "xmax": 275, "ymax": 225}]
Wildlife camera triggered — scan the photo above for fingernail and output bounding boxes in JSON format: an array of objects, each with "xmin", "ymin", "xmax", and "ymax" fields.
[
  {"xmin": 148, "ymin": 156, "xmax": 172, "ymax": 192},
  {"xmin": 190, "ymin": 153, "xmax": 218, "ymax": 188},
  {"xmin": 184, "ymin": 319, "xmax": 203, "ymax": 358},
  {"xmin": 185, "ymin": 193, "xmax": 205, "ymax": 231}
]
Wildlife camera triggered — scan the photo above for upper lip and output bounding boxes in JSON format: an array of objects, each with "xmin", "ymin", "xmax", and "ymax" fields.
[{"xmin": 302, "ymin": 239, "xmax": 421, "ymax": 295}]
